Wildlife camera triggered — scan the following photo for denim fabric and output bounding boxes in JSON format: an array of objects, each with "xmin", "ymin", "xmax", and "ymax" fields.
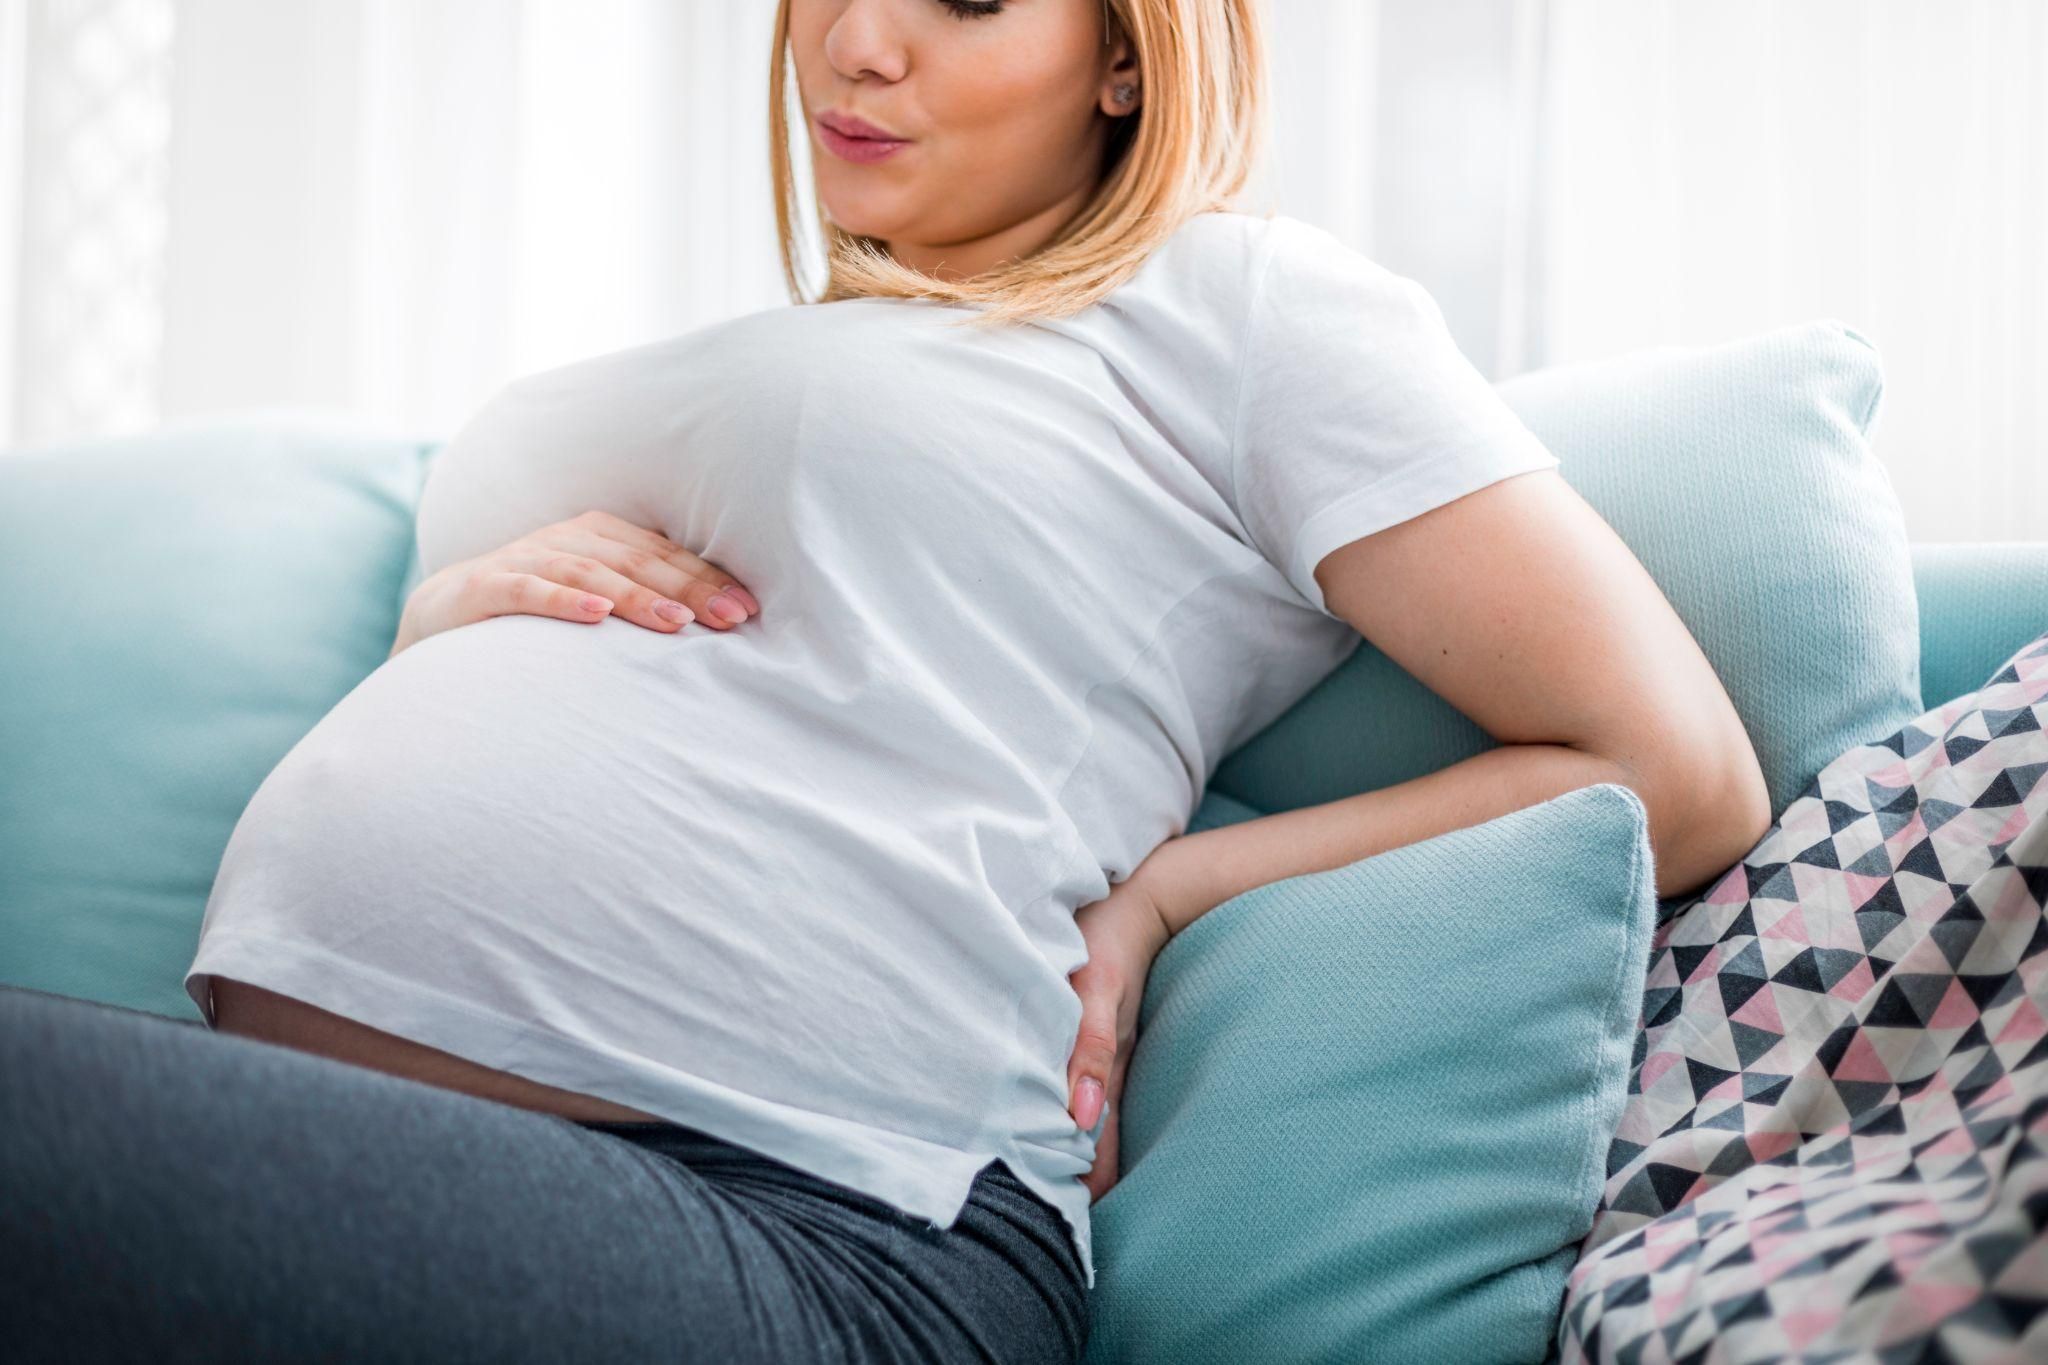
[{"xmin": 0, "ymin": 985, "xmax": 1088, "ymax": 1364}]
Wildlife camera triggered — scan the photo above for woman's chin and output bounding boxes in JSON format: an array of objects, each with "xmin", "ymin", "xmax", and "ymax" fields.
[{"xmin": 818, "ymin": 192, "xmax": 918, "ymax": 244}]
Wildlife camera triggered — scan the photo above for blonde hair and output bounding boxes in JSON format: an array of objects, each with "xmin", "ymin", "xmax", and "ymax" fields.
[{"xmin": 767, "ymin": 0, "xmax": 1271, "ymax": 331}]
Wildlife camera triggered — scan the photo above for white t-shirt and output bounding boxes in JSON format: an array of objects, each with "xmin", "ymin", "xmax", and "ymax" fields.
[{"xmin": 185, "ymin": 209, "xmax": 1559, "ymax": 1290}]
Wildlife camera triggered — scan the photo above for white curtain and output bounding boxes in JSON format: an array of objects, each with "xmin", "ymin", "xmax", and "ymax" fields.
[
  {"xmin": 1537, "ymin": 0, "xmax": 2048, "ymax": 540},
  {"xmin": 1, "ymin": 0, "xmax": 177, "ymax": 445},
  {"xmin": 152, "ymin": 0, "xmax": 788, "ymax": 444},
  {"xmin": 2, "ymin": 0, "xmax": 2042, "ymax": 541}
]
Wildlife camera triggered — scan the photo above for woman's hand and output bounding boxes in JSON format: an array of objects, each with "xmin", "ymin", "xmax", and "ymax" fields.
[
  {"xmin": 389, "ymin": 509, "xmax": 760, "ymax": 659},
  {"xmin": 1066, "ymin": 862, "xmax": 1174, "ymax": 1204}
]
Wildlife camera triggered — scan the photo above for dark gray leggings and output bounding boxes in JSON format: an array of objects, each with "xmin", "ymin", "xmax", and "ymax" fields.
[{"xmin": 0, "ymin": 984, "xmax": 1089, "ymax": 1364}]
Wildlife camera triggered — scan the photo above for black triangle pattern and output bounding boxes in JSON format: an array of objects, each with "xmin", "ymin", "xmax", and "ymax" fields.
[{"xmin": 1557, "ymin": 629, "xmax": 2048, "ymax": 1363}]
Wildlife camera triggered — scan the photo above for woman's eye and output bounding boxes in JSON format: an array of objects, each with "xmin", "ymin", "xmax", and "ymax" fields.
[{"xmin": 940, "ymin": 0, "xmax": 1006, "ymax": 19}]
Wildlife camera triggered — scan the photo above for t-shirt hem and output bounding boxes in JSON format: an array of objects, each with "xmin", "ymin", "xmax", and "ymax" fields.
[
  {"xmin": 1003, "ymin": 1135, "xmax": 1098, "ymax": 1291},
  {"xmin": 1286, "ymin": 428, "xmax": 1562, "ymax": 615},
  {"xmin": 992, "ymin": 981, "xmax": 1101, "ymax": 1293},
  {"xmin": 185, "ymin": 931, "xmax": 1097, "ymax": 1283}
]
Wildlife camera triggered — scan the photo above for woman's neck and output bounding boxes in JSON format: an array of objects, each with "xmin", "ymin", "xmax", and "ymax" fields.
[{"xmin": 883, "ymin": 178, "xmax": 1096, "ymax": 283}]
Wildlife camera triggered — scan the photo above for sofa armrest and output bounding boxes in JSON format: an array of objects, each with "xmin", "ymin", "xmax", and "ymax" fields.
[{"xmin": 1911, "ymin": 541, "xmax": 2048, "ymax": 708}]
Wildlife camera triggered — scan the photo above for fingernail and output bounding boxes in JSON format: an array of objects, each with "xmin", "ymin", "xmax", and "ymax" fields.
[
  {"xmin": 653, "ymin": 599, "xmax": 693, "ymax": 625},
  {"xmin": 707, "ymin": 592, "xmax": 748, "ymax": 624},
  {"xmin": 725, "ymin": 585, "xmax": 761, "ymax": 616},
  {"xmin": 581, "ymin": 595, "xmax": 613, "ymax": 613},
  {"xmin": 1075, "ymin": 1077, "xmax": 1104, "ymax": 1129}
]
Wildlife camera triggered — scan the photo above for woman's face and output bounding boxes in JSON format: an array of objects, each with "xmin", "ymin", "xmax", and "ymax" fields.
[{"xmin": 788, "ymin": 0, "xmax": 1141, "ymax": 278}]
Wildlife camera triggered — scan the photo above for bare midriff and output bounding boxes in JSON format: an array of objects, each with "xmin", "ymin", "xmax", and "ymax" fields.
[{"xmin": 208, "ymin": 977, "xmax": 669, "ymax": 1123}]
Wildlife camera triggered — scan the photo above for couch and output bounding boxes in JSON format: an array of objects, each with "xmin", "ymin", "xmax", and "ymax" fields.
[{"xmin": 5, "ymin": 322, "xmax": 2046, "ymax": 1360}]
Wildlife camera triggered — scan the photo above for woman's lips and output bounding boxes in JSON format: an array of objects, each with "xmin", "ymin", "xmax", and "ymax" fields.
[{"xmin": 816, "ymin": 118, "xmax": 911, "ymax": 165}]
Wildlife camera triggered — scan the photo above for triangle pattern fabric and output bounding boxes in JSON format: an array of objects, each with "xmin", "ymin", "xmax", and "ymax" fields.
[{"xmin": 1558, "ymin": 629, "xmax": 2048, "ymax": 1363}]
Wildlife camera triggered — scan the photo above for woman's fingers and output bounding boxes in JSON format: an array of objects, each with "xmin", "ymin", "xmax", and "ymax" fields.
[
  {"xmin": 1068, "ymin": 980, "xmax": 1120, "ymax": 1131},
  {"xmin": 514, "ymin": 519, "xmax": 756, "ymax": 633},
  {"xmin": 473, "ymin": 569, "xmax": 626, "ymax": 626},
  {"xmin": 397, "ymin": 511, "xmax": 758, "ymax": 656},
  {"xmin": 572, "ymin": 518, "xmax": 759, "ymax": 631},
  {"xmin": 517, "ymin": 544, "xmax": 703, "ymax": 633},
  {"xmin": 1068, "ymin": 951, "xmax": 1143, "ymax": 1199},
  {"xmin": 1074, "ymin": 1076, "xmax": 1106, "ymax": 1131}
]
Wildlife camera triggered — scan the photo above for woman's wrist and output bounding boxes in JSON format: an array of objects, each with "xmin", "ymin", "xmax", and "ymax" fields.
[{"xmin": 1131, "ymin": 834, "xmax": 1213, "ymax": 943}]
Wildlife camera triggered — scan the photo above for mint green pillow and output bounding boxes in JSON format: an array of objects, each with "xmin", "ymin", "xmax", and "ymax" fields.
[
  {"xmin": 1086, "ymin": 781, "xmax": 1658, "ymax": 1364},
  {"xmin": 1216, "ymin": 319, "xmax": 1921, "ymax": 833},
  {"xmin": 0, "ymin": 416, "xmax": 433, "ymax": 1018}
]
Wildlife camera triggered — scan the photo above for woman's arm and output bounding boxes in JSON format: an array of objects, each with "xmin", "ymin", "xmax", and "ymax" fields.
[{"xmin": 1142, "ymin": 466, "xmax": 1773, "ymax": 932}]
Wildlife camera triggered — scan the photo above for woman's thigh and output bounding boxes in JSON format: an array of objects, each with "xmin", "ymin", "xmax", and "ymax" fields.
[{"xmin": 0, "ymin": 984, "xmax": 1087, "ymax": 1365}]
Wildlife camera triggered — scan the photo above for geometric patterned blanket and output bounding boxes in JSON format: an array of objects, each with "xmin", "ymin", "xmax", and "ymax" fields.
[{"xmin": 1557, "ymin": 630, "xmax": 2048, "ymax": 1364}]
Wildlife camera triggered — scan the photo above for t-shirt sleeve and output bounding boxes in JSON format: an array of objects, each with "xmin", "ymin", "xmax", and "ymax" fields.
[{"xmin": 1229, "ymin": 216, "xmax": 1562, "ymax": 618}]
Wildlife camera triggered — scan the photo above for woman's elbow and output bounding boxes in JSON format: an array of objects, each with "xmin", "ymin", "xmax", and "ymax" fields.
[{"xmin": 1649, "ymin": 736, "xmax": 1774, "ymax": 901}]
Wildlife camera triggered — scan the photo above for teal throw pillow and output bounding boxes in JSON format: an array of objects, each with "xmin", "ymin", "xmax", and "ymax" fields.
[
  {"xmin": 0, "ymin": 415, "xmax": 433, "ymax": 1018},
  {"xmin": 1085, "ymin": 781, "xmax": 1659, "ymax": 1364}
]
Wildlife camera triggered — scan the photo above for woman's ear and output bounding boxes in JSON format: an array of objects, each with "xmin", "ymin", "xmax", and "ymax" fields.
[{"xmin": 1097, "ymin": 34, "xmax": 1141, "ymax": 118}]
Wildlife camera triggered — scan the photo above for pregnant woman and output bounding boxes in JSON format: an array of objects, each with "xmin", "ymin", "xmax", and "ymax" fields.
[{"xmin": 2, "ymin": 0, "xmax": 1775, "ymax": 1361}]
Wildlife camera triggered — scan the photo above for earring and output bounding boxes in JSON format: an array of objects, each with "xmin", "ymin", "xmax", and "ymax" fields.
[{"xmin": 1112, "ymin": 82, "xmax": 1137, "ymax": 107}]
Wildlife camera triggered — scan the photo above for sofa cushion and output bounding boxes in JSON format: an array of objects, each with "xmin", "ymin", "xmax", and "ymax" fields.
[
  {"xmin": 1910, "ymin": 540, "xmax": 2048, "ymax": 714},
  {"xmin": 1214, "ymin": 319, "xmax": 1923, "ymax": 854},
  {"xmin": 1084, "ymin": 780, "xmax": 1659, "ymax": 1365},
  {"xmin": 0, "ymin": 415, "xmax": 432, "ymax": 1018}
]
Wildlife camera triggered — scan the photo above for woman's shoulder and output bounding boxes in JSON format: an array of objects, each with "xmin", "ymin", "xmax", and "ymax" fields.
[
  {"xmin": 1143, "ymin": 210, "xmax": 1403, "ymax": 317},
  {"xmin": 1157, "ymin": 208, "xmax": 1348, "ymax": 264},
  {"xmin": 1224, "ymin": 213, "xmax": 1439, "ymax": 342},
  {"xmin": 1099, "ymin": 209, "xmax": 1277, "ymax": 334},
  {"xmin": 1143, "ymin": 208, "xmax": 1272, "ymax": 283},
  {"xmin": 1243, "ymin": 213, "xmax": 1412, "ymax": 300}
]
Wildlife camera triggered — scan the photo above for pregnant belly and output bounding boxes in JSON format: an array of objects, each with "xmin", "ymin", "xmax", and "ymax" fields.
[
  {"xmin": 209, "ymin": 976, "xmax": 668, "ymax": 1122},
  {"xmin": 195, "ymin": 611, "xmax": 1049, "ymax": 1132},
  {"xmin": 197, "ymin": 613, "xmax": 932, "ymax": 1125}
]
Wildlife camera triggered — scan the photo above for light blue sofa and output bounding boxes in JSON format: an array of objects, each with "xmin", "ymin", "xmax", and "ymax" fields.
[{"xmin": 4, "ymin": 400, "xmax": 2046, "ymax": 1361}]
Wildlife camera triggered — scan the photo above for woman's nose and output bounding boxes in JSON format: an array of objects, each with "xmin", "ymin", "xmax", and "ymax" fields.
[{"xmin": 822, "ymin": 0, "xmax": 911, "ymax": 85}]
